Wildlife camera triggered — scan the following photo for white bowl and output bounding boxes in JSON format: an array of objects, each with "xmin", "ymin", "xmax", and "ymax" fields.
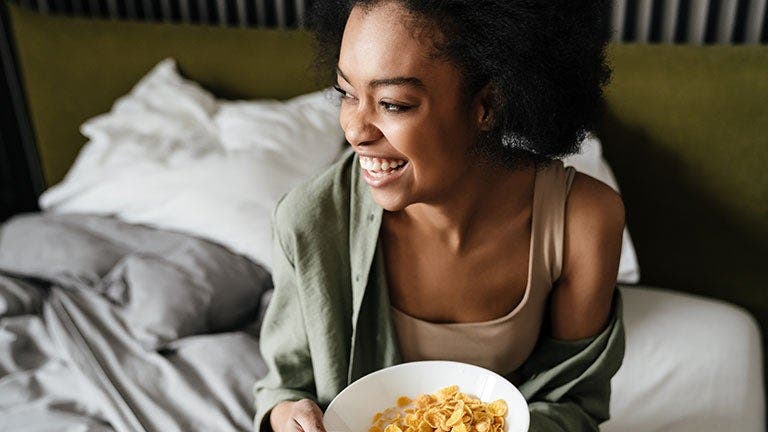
[{"xmin": 323, "ymin": 360, "xmax": 530, "ymax": 432}]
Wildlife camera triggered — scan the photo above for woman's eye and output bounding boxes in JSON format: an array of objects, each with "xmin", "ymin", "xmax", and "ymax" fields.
[
  {"xmin": 332, "ymin": 84, "xmax": 353, "ymax": 101},
  {"xmin": 380, "ymin": 101, "xmax": 411, "ymax": 113},
  {"xmin": 333, "ymin": 85, "xmax": 410, "ymax": 113}
]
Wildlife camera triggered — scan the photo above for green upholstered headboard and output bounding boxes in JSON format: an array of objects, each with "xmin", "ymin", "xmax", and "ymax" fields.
[
  {"xmin": 597, "ymin": 43, "xmax": 767, "ymax": 328},
  {"xmin": 6, "ymin": 1, "xmax": 325, "ymax": 187},
  {"xmin": 6, "ymin": 2, "xmax": 767, "ymax": 338}
]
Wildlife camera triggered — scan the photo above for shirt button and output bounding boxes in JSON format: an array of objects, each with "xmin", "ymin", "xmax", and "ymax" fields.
[
  {"xmin": 368, "ymin": 214, "xmax": 375, "ymax": 222},
  {"xmin": 355, "ymin": 274, "xmax": 361, "ymax": 282}
]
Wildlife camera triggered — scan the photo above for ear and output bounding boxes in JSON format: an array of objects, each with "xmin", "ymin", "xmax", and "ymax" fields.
[{"xmin": 474, "ymin": 82, "xmax": 497, "ymax": 131}]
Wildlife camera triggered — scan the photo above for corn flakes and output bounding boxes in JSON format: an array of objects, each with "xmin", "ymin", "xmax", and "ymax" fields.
[{"xmin": 369, "ymin": 385, "xmax": 508, "ymax": 432}]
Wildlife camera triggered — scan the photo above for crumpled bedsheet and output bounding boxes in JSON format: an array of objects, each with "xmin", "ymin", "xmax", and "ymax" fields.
[{"xmin": 0, "ymin": 212, "xmax": 274, "ymax": 431}]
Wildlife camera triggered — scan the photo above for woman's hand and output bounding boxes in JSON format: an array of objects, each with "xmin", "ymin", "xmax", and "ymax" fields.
[{"xmin": 269, "ymin": 399, "xmax": 327, "ymax": 432}]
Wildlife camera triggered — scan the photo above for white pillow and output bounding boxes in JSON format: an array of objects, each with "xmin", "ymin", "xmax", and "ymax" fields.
[
  {"xmin": 216, "ymin": 91, "xmax": 344, "ymax": 176},
  {"xmin": 563, "ymin": 132, "xmax": 641, "ymax": 284},
  {"xmin": 39, "ymin": 58, "xmax": 345, "ymax": 272}
]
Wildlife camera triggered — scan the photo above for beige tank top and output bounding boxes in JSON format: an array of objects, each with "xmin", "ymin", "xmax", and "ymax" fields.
[{"xmin": 384, "ymin": 159, "xmax": 577, "ymax": 381}]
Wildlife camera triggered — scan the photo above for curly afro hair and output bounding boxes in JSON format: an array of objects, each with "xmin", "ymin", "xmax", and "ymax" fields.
[{"xmin": 307, "ymin": 0, "xmax": 614, "ymax": 170}]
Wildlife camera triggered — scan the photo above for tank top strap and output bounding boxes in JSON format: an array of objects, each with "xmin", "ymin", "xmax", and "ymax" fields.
[{"xmin": 531, "ymin": 159, "xmax": 577, "ymax": 290}]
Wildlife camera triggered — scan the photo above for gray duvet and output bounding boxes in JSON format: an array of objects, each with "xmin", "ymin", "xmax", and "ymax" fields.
[{"xmin": 0, "ymin": 212, "xmax": 274, "ymax": 432}]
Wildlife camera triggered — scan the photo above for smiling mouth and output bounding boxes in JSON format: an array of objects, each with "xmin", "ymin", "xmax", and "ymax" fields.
[
  {"xmin": 363, "ymin": 161, "xmax": 408, "ymax": 177},
  {"xmin": 358, "ymin": 155, "xmax": 409, "ymax": 175}
]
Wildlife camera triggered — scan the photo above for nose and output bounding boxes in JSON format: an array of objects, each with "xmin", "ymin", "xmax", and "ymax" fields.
[{"xmin": 342, "ymin": 105, "xmax": 383, "ymax": 147}]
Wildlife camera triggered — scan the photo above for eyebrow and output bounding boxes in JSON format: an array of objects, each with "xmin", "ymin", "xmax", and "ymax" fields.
[{"xmin": 336, "ymin": 66, "xmax": 426, "ymax": 90}]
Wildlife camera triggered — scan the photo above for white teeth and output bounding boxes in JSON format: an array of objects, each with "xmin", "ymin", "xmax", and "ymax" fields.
[
  {"xmin": 359, "ymin": 155, "xmax": 407, "ymax": 173},
  {"xmin": 368, "ymin": 169, "xmax": 396, "ymax": 178}
]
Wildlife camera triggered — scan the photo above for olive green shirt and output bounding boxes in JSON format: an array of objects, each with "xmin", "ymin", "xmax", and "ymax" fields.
[{"xmin": 253, "ymin": 148, "xmax": 625, "ymax": 432}]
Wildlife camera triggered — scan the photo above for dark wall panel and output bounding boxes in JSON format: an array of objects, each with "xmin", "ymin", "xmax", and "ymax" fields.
[{"xmin": 0, "ymin": 1, "xmax": 38, "ymax": 222}]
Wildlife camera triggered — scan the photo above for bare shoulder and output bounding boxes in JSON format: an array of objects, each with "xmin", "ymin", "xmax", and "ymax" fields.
[
  {"xmin": 547, "ymin": 171, "xmax": 625, "ymax": 340},
  {"xmin": 565, "ymin": 171, "xmax": 626, "ymax": 241}
]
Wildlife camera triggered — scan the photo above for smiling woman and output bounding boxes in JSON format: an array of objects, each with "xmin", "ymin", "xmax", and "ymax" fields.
[{"xmin": 254, "ymin": 1, "xmax": 625, "ymax": 432}]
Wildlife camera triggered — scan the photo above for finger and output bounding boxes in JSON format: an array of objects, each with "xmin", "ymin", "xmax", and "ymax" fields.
[
  {"xmin": 283, "ymin": 418, "xmax": 305, "ymax": 432},
  {"xmin": 294, "ymin": 414, "xmax": 327, "ymax": 432},
  {"xmin": 308, "ymin": 403, "xmax": 325, "ymax": 419},
  {"xmin": 294, "ymin": 400, "xmax": 325, "ymax": 421}
]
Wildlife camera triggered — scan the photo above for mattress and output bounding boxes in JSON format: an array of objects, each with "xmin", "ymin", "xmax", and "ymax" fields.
[{"xmin": 605, "ymin": 286, "xmax": 765, "ymax": 431}]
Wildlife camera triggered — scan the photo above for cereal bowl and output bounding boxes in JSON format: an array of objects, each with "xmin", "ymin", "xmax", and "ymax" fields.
[{"xmin": 322, "ymin": 360, "xmax": 530, "ymax": 432}]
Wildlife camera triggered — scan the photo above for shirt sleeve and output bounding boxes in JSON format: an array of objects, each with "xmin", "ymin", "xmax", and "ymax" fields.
[
  {"xmin": 516, "ymin": 288, "xmax": 626, "ymax": 432},
  {"xmin": 252, "ymin": 201, "xmax": 319, "ymax": 432}
]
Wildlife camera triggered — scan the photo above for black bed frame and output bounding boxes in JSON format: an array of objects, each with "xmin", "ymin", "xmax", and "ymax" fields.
[{"xmin": 0, "ymin": 0, "xmax": 766, "ymax": 222}]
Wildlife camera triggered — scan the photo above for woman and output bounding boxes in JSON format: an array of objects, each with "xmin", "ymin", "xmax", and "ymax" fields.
[{"xmin": 254, "ymin": 1, "xmax": 625, "ymax": 431}]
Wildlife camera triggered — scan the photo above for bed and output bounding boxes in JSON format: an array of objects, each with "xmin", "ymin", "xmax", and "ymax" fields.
[{"xmin": 0, "ymin": 1, "xmax": 765, "ymax": 431}]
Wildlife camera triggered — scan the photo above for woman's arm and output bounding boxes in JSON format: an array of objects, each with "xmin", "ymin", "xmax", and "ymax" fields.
[
  {"xmin": 551, "ymin": 172, "xmax": 625, "ymax": 340},
  {"xmin": 253, "ymin": 201, "xmax": 319, "ymax": 432},
  {"xmin": 519, "ymin": 173, "xmax": 627, "ymax": 431}
]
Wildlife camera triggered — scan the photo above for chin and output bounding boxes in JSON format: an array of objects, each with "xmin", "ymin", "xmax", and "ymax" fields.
[{"xmin": 370, "ymin": 190, "xmax": 411, "ymax": 212}]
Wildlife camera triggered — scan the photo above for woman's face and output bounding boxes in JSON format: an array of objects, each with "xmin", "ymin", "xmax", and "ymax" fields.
[{"xmin": 336, "ymin": 2, "xmax": 488, "ymax": 212}]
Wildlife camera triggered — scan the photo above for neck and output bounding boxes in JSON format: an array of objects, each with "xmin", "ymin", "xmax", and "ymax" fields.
[{"xmin": 395, "ymin": 161, "xmax": 536, "ymax": 255}]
